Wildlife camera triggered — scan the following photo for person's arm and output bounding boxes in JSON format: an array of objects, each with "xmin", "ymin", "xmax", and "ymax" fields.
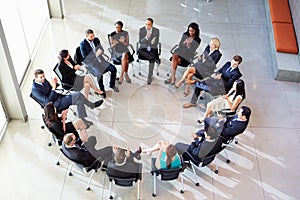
[
  {"xmin": 222, "ymin": 117, "xmax": 246, "ymax": 138},
  {"xmin": 155, "ymin": 148, "xmax": 163, "ymax": 169},
  {"xmin": 227, "ymin": 95, "xmax": 242, "ymax": 111},
  {"xmin": 224, "ymin": 71, "xmax": 242, "ymax": 90},
  {"xmin": 121, "ymin": 32, "xmax": 129, "ymax": 47},
  {"xmin": 139, "ymin": 27, "xmax": 149, "ymax": 44},
  {"xmin": 151, "ymin": 28, "xmax": 160, "ymax": 47},
  {"xmin": 109, "ymin": 34, "xmax": 118, "ymax": 48},
  {"xmin": 80, "ymin": 41, "xmax": 89, "ymax": 59},
  {"xmin": 61, "ymin": 109, "xmax": 68, "ymax": 133},
  {"xmin": 59, "ymin": 63, "xmax": 75, "ymax": 82}
]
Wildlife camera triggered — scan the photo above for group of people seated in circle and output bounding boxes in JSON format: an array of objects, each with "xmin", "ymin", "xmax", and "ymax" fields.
[{"xmin": 30, "ymin": 17, "xmax": 252, "ymax": 187}]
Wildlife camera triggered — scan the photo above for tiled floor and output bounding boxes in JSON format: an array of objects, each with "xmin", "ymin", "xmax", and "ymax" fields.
[{"xmin": 1, "ymin": 0, "xmax": 300, "ymax": 199}]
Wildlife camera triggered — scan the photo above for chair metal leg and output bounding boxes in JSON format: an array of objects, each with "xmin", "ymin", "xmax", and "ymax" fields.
[
  {"xmin": 86, "ymin": 170, "xmax": 95, "ymax": 190},
  {"xmin": 191, "ymin": 164, "xmax": 199, "ymax": 186},
  {"xmin": 180, "ymin": 173, "xmax": 184, "ymax": 193},
  {"xmin": 138, "ymin": 61, "xmax": 142, "ymax": 75},
  {"xmin": 214, "ymin": 159, "xmax": 219, "ymax": 174},
  {"xmin": 223, "ymin": 149, "xmax": 231, "ymax": 163},
  {"xmin": 48, "ymin": 135, "xmax": 52, "ymax": 146},
  {"xmin": 56, "ymin": 152, "xmax": 62, "ymax": 165},
  {"xmin": 68, "ymin": 162, "xmax": 74, "ymax": 176},
  {"xmin": 156, "ymin": 63, "xmax": 160, "ymax": 76},
  {"xmin": 131, "ymin": 62, "xmax": 135, "ymax": 77},
  {"xmin": 109, "ymin": 181, "xmax": 113, "ymax": 199},
  {"xmin": 152, "ymin": 172, "xmax": 157, "ymax": 197},
  {"xmin": 137, "ymin": 180, "xmax": 140, "ymax": 200}
]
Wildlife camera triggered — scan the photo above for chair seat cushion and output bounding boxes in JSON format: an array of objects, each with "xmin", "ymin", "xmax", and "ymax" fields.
[
  {"xmin": 273, "ymin": 23, "xmax": 299, "ymax": 54},
  {"xmin": 268, "ymin": 0, "xmax": 293, "ymax": 23}
]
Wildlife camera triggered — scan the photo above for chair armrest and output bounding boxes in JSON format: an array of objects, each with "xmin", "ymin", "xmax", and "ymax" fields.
[
  {"xmin": 128, "ymin": 44, "xmax": 135, "ymax": 55},
  {"xmin": 158, "ymin": 42, "xmax": 162, "ymax": 55},
  {"xmin": 170, "ymin": 44, "xmax": 179, "ymax": 54},
  {"xmin": 102, "ymin": 53, "xmax": 110, "ymax": 61}
]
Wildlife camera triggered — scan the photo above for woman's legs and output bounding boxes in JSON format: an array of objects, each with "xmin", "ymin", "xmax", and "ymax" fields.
[
  {"xmin": 165, "ymin": 53, "xmax": 181, "ymax": 84},
  {"xmin": 175, "ymin": 67, "xmax": 196, "ymax": 88},
  {"xmin": 73, "ymin": 118, "xmax": 87, "ymax": 131},
  {"xmin": 83, "ymin": 76, "xmax": 103, "ymax": 98},
  {"xmin": 143, "ymin": 140, "xmax": 169, "ymax": 153},
  {"xmin": 199, "ymin": 101, "xmax": 213, "ymax": 122}
]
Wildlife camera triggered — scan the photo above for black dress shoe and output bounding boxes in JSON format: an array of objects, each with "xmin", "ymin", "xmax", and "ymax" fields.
[
  {"xmin": 95, "ymin": 100, "xmax": 104, "ymax": 108},
  {"xmin": 82, "ymin": 119, "xmax": 93, "ymax": 128},
  {"xmin": 101, "ymin": 92, "xmax": 106, "ymax": 99},
  {"xmin": 147, "ymin": 76, "xmax": 152, "ymax": 85},
  {"xmin": 197, "ymin": 119, "xmax": 203, "ymax": 124}
]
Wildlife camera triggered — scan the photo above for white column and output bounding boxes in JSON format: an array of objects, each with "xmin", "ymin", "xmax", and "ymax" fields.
[{"xmin": 47, "ymin": 0, "xmax": 65, "ymax": 19}]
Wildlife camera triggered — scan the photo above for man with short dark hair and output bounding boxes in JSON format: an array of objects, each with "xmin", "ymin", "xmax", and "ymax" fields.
[
  {"xmin": 138, "ymin": 18, "xmax": 160, "ymax": 84},
  {"xmin": 80, "ymin": 29, "xmax": 119, "ymax": 98},
  {"xmin": 31, "ymin": 69, "xmax": 103, "ymax": 126},
  {"xmin": 183, "ymin": 55, "xmax": 243, "ymax": 108}
]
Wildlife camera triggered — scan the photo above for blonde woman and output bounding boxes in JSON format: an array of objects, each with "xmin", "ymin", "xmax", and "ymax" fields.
[{"xmin": 175, "ymin": 37, "xmax": 222, "ymax": 96}]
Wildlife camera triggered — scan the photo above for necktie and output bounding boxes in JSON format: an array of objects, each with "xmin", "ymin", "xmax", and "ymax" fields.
[{"xmin": 90, "ymin": 41, "xmax": 96, "ymax": 52}]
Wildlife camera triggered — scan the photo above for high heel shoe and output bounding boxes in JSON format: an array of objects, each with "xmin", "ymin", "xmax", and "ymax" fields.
[
  {"xmin": 174, "ymin": 82, "xmax": 182, "ymax": 89},
  {"xmin": 125, "ymin": 74, "xmax": 131, "ymax": 83},
  {"xmin": 117, "ymin": 77, "xmax": 123, "ymax": 85},
  {"xmin": 183, "ymin": 90, "xmax": 189, "ymax": 97}
]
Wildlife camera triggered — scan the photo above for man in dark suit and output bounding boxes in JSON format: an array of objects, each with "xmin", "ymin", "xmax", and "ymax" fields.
[
  {"xmin": 31, "ymin": 69, "xmax": 103, "ymax": 126},
  {"xmin": 107, "ymin": 146, "xmax": 142, "ymax": 179},
  {"xmin": 80, "ymin": 29, "xmax": 119, "ymax": 97},
  {"xmin": 138, "ymin": 18, "xmax": 160, "ymax": 84},
  {"xmin": 62, "ymin": 133, "xmax": 114, "ymax": 168},
  {"xmin": 175, "ymin": 119, "xmax": 223, "ymax": 161},
  {"xmin": 219, "ymin": 106, "xmax": 251, "ymax": 142},
  {"xmin": 183, "ymin": 55, "xmax": 243, "ymax": 108}
]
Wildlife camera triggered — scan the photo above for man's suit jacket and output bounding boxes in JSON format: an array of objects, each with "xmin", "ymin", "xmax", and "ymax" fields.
[
  {"xmin": 31, "ymin": 79, "xmax": 63, "ymax": 109},
  {"xmin": 80, "ymin": 37, "xmax": 105, "ymax": 62},
  {"xmin": 221, "ymin": 115, "xmax": 249, "ymax": 141},
  {"xmin": 218, "ymin": 62, "xmax": 242, "ymax": 92},
  {"xmin": 62, "ymin": 140, "xmax": 98, "ymax": 168},
  {"xmin": 107, "ymin": 160, "xmax": 142, "ymax": 180},
  {"xmin": 139, "ymin": 26, "xmax": 160, "ymax": 49}
]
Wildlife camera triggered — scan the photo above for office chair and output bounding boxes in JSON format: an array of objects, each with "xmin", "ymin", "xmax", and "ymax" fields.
[
  {"xmin": 166, "ymin": 44, "xmax": 198, "ymax": 77},
  {"xmin": 60, "ymin": 149, "xmax": 102, "ymax": 190},
  {"xmin": 136, "ymin": 42, "xmax": 161, "ymax": 76},
  {"xmin": 107, "ymin": 34, "xmax": 136, "ymax": 77},
  {"xmin": 150, "ymin": 157, "xmax": 185, "ymax": 197},
  {"xmin": 182, "ymin": 137, "xmax": 229, "ymax": 186},
  {"xmin": 106, "ymin": 162, "xmax": 142, "ymax": 200},
  {"xmin": 53, "ymin": 63, "xmax": 74, "ymax": 94}
]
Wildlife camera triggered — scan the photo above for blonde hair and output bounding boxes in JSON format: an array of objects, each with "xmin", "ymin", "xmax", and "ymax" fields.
[{"xmin": 210, "ymin": 37, "xmax": 221, "ymax": 50}]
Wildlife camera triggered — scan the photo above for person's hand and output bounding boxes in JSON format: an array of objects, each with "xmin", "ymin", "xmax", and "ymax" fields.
[
  {"xmin": 146, "ymin": 31, "xmax": 151, "ymax": 39},
  {"xmin": 96, "ymin": 49, "xmax": 103, "ymax": 57},
  {"xmin": 113, "ymin": 145, "xmax": 118, "ymax": 153},
  {"xmin": 74, "ymin": 64, "xmax": 81, "ymax": 70},
  {"xmin": 118, "ymin": 36, "xmax": 125, "ymax": 43},
  {"xmin": 217, "ymin": 113, "xmax": 225, "ymax": 121},
  {"xmin": 151, "ymin": 37, "xmax": 156, "ymax": 44},
  {"xmin": 212, "ymin": 73, "xmax": 221, "ymax": 79},
  {"xmin": 61, "ymin": 109, "xmax": 68, "ymax": 120},
  {"xmin": 125, "ymin": 147, "xmax": 131, "ymax": 157},
  {"xmin": 50, "ymin": 76, "xmax": 58, "ymax": 89},
  {"xmin": 80, "ymin": 130, "xmax": 89, "ymax": 143}
]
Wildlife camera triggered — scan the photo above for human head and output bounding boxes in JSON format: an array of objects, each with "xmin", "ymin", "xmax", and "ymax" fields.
[
  {"xmin": 209, "ymin": 37, "xmax": 221, "ymax": 50},
  {"xmin": 44, "ymin": 102, "xmax": 58, "ymax": 123},
  {"xmin": 85, "ymin": 29, "xmax": 95, "ymax": 41},
  {"xmin": 58, "ymin": 49, "xmax": 69, "ymax": 62},
  {"xmin": 63, "ymin": 133, "xmax": 76, "ymax": 146},
  {"xmin": 115, "ymin": 21, "xmax": 123, "ymax": 33},
  {"xmin": 145, "ymin": 18, "xmax": 153, "ymax": 30},
  {"xmin": 166, "ymin": 144, "xmax": 177, "ymax": 169},
  {"xmin": 233, "ymin": 79, "xmax": 246, "ymax": 99},
  {"xmin": 114, "ymin": 147, "xmax": 127, "ymax": 165},
  {"xmin": 238, "ymin": 106, "xmax": 251, "ymax": 121},
  {"xmin": 34, "ymin": 69, "xmax": 45, "ymax": 83},
  {"xmin": 186, "ymin": 22, "xmax": 200, "ymax": 38},
  {"xmin": 231, "ymin": 55, "xmax": 243, "ymax": 68}
]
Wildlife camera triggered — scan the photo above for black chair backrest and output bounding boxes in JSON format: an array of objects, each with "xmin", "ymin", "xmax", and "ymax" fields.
[
  {"xmin": 74, "ymin": 46, "xmax": 83, "ymax": 65},
  {"xmin": 158, "ymin": 168, "xmax": 181, "ymax": 181},
  {"xmin": 30, "ymin": 92, "xmax": 45, "ymax": 109},
  {"xmin": 110, "ymin": 177, "xmax": 136, "ymax": 187}
]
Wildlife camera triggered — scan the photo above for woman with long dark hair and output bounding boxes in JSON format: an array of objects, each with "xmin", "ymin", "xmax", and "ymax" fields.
[
  {"xmin": 197, "ymin": 79, "xmax": 246, "ymax": 124},
  {"xmin": 58, "ymin": 49, "xmax": 103, "ymax": 98},
  {"xmin": 165, "ymin": 22, "xmax": 201, "ymax": 85},
  {"xmin": 142, "ymin": 140, "xmax": 181, "ymax": 169},
  {"xmin": 43, "ymin": 102, "xmax": 87, "ymax": 141}
]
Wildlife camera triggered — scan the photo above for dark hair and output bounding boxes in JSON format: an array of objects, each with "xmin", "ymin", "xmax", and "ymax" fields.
[
  {"xmin": 233, "ymin": 55, "xmax": 243, "ymax": 64},
  {"xmin": 114, "ymin": 148, "xmax": 126, "ymax": 164},
  {"xmin": 44, "ymin": 102, "xmax": 58, "ymax": 128},
  {"xmin": 58, "ymin": 49, "xmax": 69, "ymax": 62},
  {"xmin": 233, "ymin": 79, "xmax": 246, "ymax": 101},
  {"xmin": 241, "ymin": 106, "xmax": 251, "ymax": 120},
  {"xmin": 146, "ymin": 18, "xmax": 153, "ymax": 24},
  {"xmin": 85, "ymin": 29, "xmax": 94, "ymax": 35},
  {"xmin": 34, "ymin": 69, "xmax": 44, "ymax": 78},
  {"xmin": 166, "ymin": 144, "xmax": 177, "ymax": 169},
  {"xmin": 115, "ymin": 21, "xmax": 123, "ymax": 28},
  {"xmin": 185, "ymin": 22, "xmax": 200, "ymax": 38}
]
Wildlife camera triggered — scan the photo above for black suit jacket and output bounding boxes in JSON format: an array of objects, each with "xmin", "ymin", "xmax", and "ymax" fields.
[
  {"xmin": 139, "ymin": 26, "xmax": 160, "ymax": 49},
  {"xmin": 221, "ymin": 115, "xmax": 249, "ymax": 141},
  {"xmin": 58, "ymin": 58, "xmax": 77, "ymax": 86},
  {"xmin": 203, "ymin": 45, "xmax": 222, "ymax": 65},
  {"xmin": 218, "ymin": 62, "xmax": 242, "ymax": 92},
  {"xmin": 80, "ymin": 37, "xmax": 105, "ymax": 62},
  {"xmin": 31, "ymin": 79, "xmax": 64, "ymax": 109},
  {"xmin": 62, "ymin": 140, "xmax": 98, "ymax": 168}
]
